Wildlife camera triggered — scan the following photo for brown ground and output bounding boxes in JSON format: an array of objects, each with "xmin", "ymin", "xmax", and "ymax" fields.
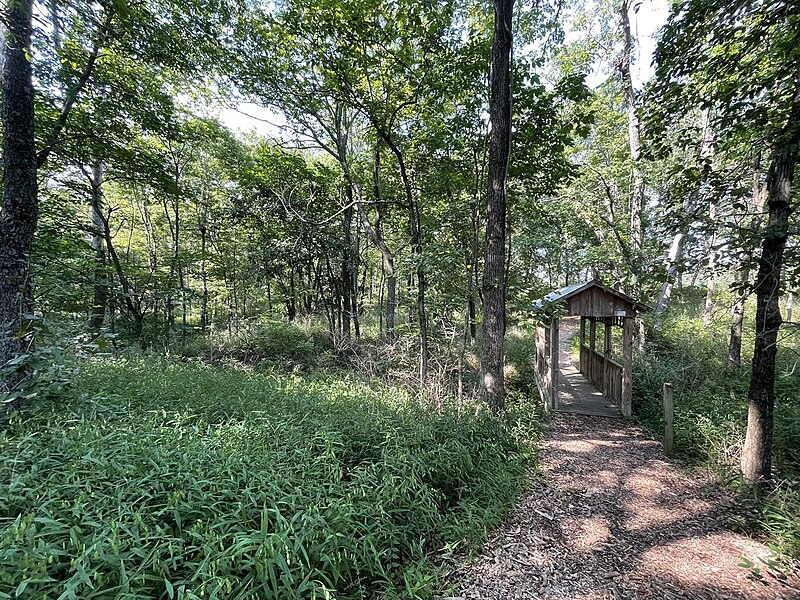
[{"xmin": 449, "ymin": 414, "xmax": 800, "ymax": 600}]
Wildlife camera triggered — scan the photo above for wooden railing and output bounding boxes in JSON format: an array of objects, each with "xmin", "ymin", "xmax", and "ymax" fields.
[{"xmin": 580, "ymin": 345, "xmax": 623, "ymax": 407}]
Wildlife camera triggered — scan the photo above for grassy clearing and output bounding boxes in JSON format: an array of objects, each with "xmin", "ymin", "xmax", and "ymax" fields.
[
  {"xmin": 634, "ymin": 296, "xmax": 800, "ymax": 558},
  {"xmin": 1, "ymin": 356, "xmax": 534, "ymax": 599}
]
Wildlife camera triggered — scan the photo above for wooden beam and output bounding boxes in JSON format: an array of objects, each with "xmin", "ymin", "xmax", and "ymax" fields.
[
  {"xmin": 579, "ymin": 316, "xmax": 586, "ymax": 374},
  {"xmin": 550, "ymin": 317, "xmax": 559, "ymax": 410},
  {"xmin": 604, "ymin": 325, "xmax": 610, "ymax": 394},
  {"xmin": 622, "ymin": 317, "xmax": 634, "ymax": 417},
  {"xmin": 663, "ymin": 382, "xmax": 674, "ymax": 454}
]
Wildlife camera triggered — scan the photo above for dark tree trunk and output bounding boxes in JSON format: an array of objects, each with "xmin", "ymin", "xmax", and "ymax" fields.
[
  {"xmin": 741, "ymin": 73, "xmax": 800, "ymax": 485},
  {"xmin": 88, "ymin": 161, "xmax": 108, "ymax": 331},
  {"xmin": 479, "ymin": 0, "xmax": 513, "ymax": 412},
  {"xmin": 357, "ymin": 144, "xmax": 397, "ymax": 341},
  {"xmin": 730, "ymin": 151, "xmax": 767, "ymax": 365},
  {"xmin": 0, "ymin": 0, "xmax": 37, "ymax": 391},
  {"xmin": 199, "ymin": 214, "xmax": 209, "ymax": 331},
  {"xmin": 378, "ymin": 133, "xmax": 428, "ymax": 382},
  {"xmin": 102, "ymin": 210, "xmax": 147, "ymax": 349},
  {"xmin": 340, "ymin": 202, "xmax": 354, "ymax": 344}
]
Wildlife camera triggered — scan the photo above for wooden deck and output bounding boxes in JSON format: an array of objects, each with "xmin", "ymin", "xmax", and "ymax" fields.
[{"xmin": 556, "ymin": 317, "xmax": 622, "ymax": 418}]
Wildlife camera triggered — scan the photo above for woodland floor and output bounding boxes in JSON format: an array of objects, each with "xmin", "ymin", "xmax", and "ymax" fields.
[{"xmin": 448, "ymin": 415, "xmax": 800, "ymax": 600}]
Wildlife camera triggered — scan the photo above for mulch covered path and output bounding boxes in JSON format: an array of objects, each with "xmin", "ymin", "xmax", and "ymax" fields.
[{"xmin": 448, "ymin": 414, "xmax": 800, "ymax": 600}]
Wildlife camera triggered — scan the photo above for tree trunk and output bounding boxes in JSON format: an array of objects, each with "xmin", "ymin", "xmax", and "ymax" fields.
[
  {"xmin": 340, "ymin": 202, "xmax": 354, "ymax": 345},
  {"xmin": 741, "ymin": 72, "xmax": 800, "ymax": 485},
  {"xmin": 357, "ymin": 144, "xmax": 397, "ymax": 341},
  {"xmin": 378, "ymin": 133, "xmax": 428, "ymax": 382},
  {"xmin": 655, "ymin": 232, "xmax": 685, "ymax": 317},
  {"xmin": 479, "ymin": 0, "xmax": 513, "ymax": 413},
  {"xmin": 88, "ymin": 160, "xmax": 108, "ymax": 331},
  {"xmin": 199, "ymin": 214, "xmax": 209, "ymax": 332},
  {"xmin": 102, "ymin": 209, "xmax": 146, "ymax": 349},
  {"xmin": 620, "ymin": 0, "xmax": 644, "ymax": 263},
  {"xmin": 729, "ymin": 151, "xmax": 767, "ymax": 365},
  {"xmin": 0, "ymin": 0, "xmax": 37, "ymax": 392}
]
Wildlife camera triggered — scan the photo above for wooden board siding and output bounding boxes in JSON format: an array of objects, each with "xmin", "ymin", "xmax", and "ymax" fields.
[{"xmin": 565, "ymin": 287, "xmax": 635, "ymax": 318}]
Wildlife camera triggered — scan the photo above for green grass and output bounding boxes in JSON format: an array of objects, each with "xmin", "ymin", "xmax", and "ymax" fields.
[
  {"xmin": 634, "ymin": 300, "xmax": 800, "ymax": 558},
  {"xmin": 0, "ymin": 357, "xmax": 533, "ymax": 599}
]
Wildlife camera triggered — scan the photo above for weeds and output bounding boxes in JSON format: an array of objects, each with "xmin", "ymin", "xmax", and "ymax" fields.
[
  {"xmin": 0, "ymin": 356, "xmax": 531, "ymax": 599},
  {"xmin": 635, "ymin": 301, "xmax": 800, "ymax": 559}
]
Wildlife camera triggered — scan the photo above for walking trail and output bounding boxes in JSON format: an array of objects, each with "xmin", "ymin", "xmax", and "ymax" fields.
[{"xmin": 449, "ymin": 323, "xmax": 800, "ymax": 599}]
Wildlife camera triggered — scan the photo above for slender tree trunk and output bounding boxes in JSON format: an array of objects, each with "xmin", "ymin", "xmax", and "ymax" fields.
[
  {"xmin": 702, "ymin": 199, "xmax": 719, "ymax": 326},
  {"xmin": 741, "ymin": 72, "xmax": 800, "ymax": 485},
  {"xmin": 88, "ymin": 161, "xmax": 108, "ymax": 331},
  {"xmin": 102, "ymin": 209, "xmax": 146, "ymax": 348},
  {"xmin": 357, "ymin": 144, "xmax": 397, "ymax": 341},
  {"xmin": 380, "ymin": 134, "xmax": 428, "ymax": 382},
  {"xmin": 0, "ymin": 0, "xmax": 37, "ymax": 391},
  {"xmin": 199, "ymin": 214, "xmax": 209, "ymax": 332},
  {"xmin": 479, "ymin": 0, "xmax": 513, "ymax": 412},
  {"xmin": 655, "ymin": 232, "xmax": 685, "ymax": 317},
  {"xmin": 620, "ymin": 0, "xmax": 644, "ymax": 262},
  {"xmin": 730, "ymin": 151, "xmax": 767, "ymax": 365},
  {"xmin": 340, "ymin": 203, "xmax": 354, "ymax": 345}
]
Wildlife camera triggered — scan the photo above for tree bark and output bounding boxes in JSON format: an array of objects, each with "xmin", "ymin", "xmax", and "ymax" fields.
[
  {"xmin": 655, "ymin": 232, "xmax": 685, "ymax": 317},
  {"xmin": 729, "ymin": 151, "xmax": 767, "ymax": 365},
  {"xmin": 199, "ymin": 211, "xmax": 209, "ymax": 332},
  {"xmin": 88, "ymin": 161, "xmax": 108, "ymax": 331},
  {"xmin": 356, "ymin": 144, "xmax": 397, "ymax": 342},
  {"xmin": 741, "ymin": 72, "xmax": 800, "ymax": 485},
  {"xmin": 340, "ymin": 200, "xmax": 354, "ymax": 345},
  {"xmin": 479, "ymin": 0, "xmax": 513, "ymax": 413},
  {"xmin": 620, "ymin": 0, "xmax": 644, "ymax": 262},
  {"xmin": 0, "ymin": 0, "xmax": 37, "ymax": 391}
]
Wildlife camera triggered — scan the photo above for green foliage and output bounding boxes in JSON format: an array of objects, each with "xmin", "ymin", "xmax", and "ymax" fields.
[
  {"xmin": 634, "ymin": 303, "xmax": 800, "ymax": 558},
  {"xmin": 0, "ymin": 357, "xmax": 531, "ymax": 599}
]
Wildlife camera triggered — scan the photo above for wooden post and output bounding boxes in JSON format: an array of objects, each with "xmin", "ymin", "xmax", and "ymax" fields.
[
  {"xmin": 550, "ymin": 317, "xmax": 559, "ymax": 410},
  {"xmin": 589, "ymin": 318, "xmax": 597, "ymax": 383},
  {"xmin": 621, "ymin": 317, "xmax": 634, "ymax": 417},
  {"xmin": 663, "ymin": 382, "xmax": 674, "ymax": 455},
  {"xmin": 603, "ymin": 321, "xmax": 612, "ymax": 397},
  {"xmin": 578, "ymin": 316, "xmax": 586, "ymax": 373}
]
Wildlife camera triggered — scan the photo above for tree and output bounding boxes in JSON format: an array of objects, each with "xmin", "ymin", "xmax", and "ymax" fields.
[
  {"xmin": 479, "ymin": 0, "xmax": 514, "ymax": 412},
  {"xmin": 652, "ymin": 0, "xmax": 800, "ymax": 484},
  {"xmin": 1, "ymin": 0, "xmax": 37, "ymax": 395}
]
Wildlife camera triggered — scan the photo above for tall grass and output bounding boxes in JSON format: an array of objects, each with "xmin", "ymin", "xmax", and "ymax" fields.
[
  {"xmin": 634, "ymin": 297, "xmax": 800, "ymax": 558},
  {"xmin": 0, "ymin": 356, "xmax": 533, "ymax": 599}
]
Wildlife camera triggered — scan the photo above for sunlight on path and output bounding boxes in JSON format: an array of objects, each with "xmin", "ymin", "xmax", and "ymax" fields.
[{"xmin": 450, "ymin": 415, "xmax": 800, "ymax": 600}]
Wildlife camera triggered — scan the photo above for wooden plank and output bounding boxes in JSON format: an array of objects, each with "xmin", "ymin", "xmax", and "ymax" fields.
[
  {"xmin": 550, "ymin": 317, "xmax": 559, "ymax": 410},
  {"xmin": 621, "ymin": 317, "xmax": 634, "ymax": 417},
  {"xmin": 663, "ymin": 382, "xmax": 674, "ymax": 454},
  {"xmin": 603, "ymin": 322, "xmax": 612, "ymax": 398}
]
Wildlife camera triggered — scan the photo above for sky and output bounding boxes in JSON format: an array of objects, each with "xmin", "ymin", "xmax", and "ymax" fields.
[{"xmin": 218, "ymin": 0, "xmax": 671, "ymax": 137}]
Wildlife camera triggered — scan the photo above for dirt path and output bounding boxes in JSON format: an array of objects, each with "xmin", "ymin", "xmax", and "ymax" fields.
[{"xmin": 450, "ymin": 414, "xmax": 800, "ymax": 599}]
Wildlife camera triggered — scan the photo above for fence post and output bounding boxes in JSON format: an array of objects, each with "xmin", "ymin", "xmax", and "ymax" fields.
[{"xmin": 663, "ymin": 382, "xmax": 674, "ymax": 455}]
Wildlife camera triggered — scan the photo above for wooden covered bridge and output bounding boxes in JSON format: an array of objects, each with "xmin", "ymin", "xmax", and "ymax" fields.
[{"xmin": 532, "ymin": 281, "xmax": 648, "ymax": 417}]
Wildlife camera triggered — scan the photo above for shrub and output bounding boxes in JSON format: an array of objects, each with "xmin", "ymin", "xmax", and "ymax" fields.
[
  {"xmin": 0, "ymin": 357, "xmax": 530, "ymax": 599},
  {"xmin": 634, "ymin": 307, "xmax": 800, "ymax": 558}
]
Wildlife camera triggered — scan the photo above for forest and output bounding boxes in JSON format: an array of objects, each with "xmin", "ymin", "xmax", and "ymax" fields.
[{"xmin": 1, "ymin": 0, "xmax": 798, "ymax": 598}]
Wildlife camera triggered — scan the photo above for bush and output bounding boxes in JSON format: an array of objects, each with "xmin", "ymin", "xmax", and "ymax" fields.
[
  {"xmin": 634, "ymin": 308, "xmax": 800, "ymax": 558},
  {"xmin": 0, "ymin": 357, "xmax": 530, "ymax": 599}
]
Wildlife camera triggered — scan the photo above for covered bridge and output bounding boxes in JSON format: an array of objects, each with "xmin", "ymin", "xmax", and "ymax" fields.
[{"xmin": 532, "ymin": 280, "xmax": 648, "ymax": 417}]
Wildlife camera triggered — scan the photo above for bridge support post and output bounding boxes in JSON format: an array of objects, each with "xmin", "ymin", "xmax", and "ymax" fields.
[
  {"xmin": 621, "ymin": 317, "xmax": 634, "ymax": 417},
  {"xmin": 550, "ymin": 317, "xmax": 559, "ymax": 410}
]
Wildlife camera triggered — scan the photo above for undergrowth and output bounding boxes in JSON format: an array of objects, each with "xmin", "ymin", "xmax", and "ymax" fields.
[
  {"xmin": 634, "ymin": 302, "xmax": 800, "ymax": 559},
  {"xmin": 0, "ymin": 356, "xmax": 534, "ymax": 599}
]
